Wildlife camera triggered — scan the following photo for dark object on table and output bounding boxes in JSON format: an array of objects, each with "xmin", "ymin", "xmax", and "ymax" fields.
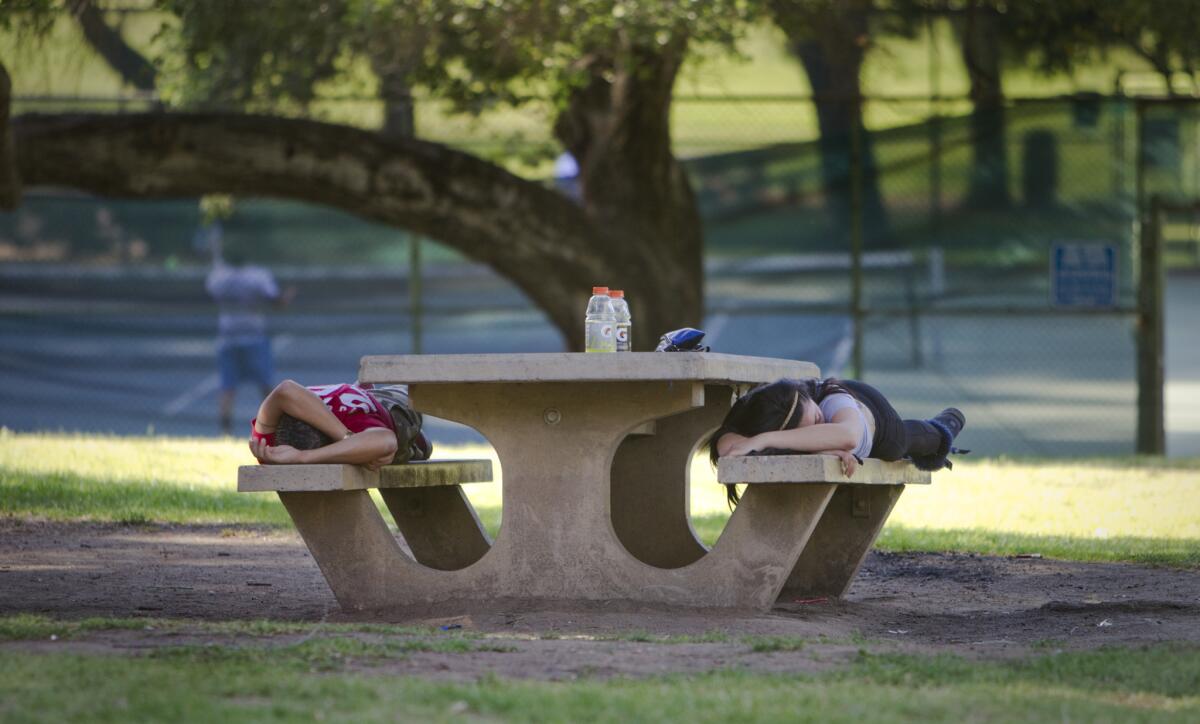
[{"xmin": 656, "ymin": 327, "xmax": 710, "ymax": 352}]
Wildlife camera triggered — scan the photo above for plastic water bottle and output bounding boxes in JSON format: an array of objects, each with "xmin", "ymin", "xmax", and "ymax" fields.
[
  {"xmin": 610, "ymin": 290, "xmax": 632, "ymax": 352},
  {"xmin": 584, "ymin": 286, "xmax": 617, "ymax": 353}
]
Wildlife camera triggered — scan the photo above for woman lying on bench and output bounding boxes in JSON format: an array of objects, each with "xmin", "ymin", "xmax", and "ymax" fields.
[
  {"xmin": 707, "ymin": 378, "xmax": 966, "ymax": 505},
  {"xmin": 248, "ymin": 380, "xmax": 430, "ymax": 470}
]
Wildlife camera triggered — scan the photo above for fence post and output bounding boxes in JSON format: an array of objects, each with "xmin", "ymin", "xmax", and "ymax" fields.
[
  {"xmin": 409, "ymin": 234, "xmax": 423, "ymax": 355},
  {"xmin": 1136, "ymin": 196, "xmax": 1165, "ymax": 454},
  {"xmin": 1111, "ymin": 80, "xmax": 1127, "ymax": 202},
  {"xmin": 927, "ymin": 14, "xmax": 943, "ymax": 233},
  {"xmin": 850, "ymin": 96, "xmax": 864, "ymax": 379}
]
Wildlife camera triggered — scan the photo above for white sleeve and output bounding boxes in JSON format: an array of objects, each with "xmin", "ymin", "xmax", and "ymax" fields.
[
  {"xmin": 252, "ymin": 267, "xmax": 280, "ymax": 299},
  {"xmin": 820, "ymin": 393, "xmax": 859, "ymax": 419},
  {"xmin": 820, "ymin": 393, "xmax": 872, "ymax": 458}
]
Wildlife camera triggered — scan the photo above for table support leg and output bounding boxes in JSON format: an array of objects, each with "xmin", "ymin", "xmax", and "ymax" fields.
[
  {"xmin": 379, "ymin": 486, "xmax": 491, "ymax": 571},
  {"xmin": 695, "ymin": 483, "xmax": 836, "ymax": 609},
  {"xmin": 778, "ymin": 484, "xmax": 904, "ymax": 600},
  {"xmin": 610, "ymin": 385, "xmax": 732, "ymax": 569},
  {"xmin": 278, "ymin": 490, "xmax": 415, "ymax": 611}
]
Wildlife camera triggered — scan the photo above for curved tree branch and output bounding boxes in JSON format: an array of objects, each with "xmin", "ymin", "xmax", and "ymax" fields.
[
  {"xmin": 13, "ymin": 111, "xmax": 615, "ymax": 342},
  {"xmin": 70, "ymin": 0, "xmax": 158, "ymax": 92}
]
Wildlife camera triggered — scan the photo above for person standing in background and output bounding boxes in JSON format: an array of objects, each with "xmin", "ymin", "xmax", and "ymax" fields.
[{"xmin": 205, "ymin": 234, "xmax": 295, "ymax": 435}]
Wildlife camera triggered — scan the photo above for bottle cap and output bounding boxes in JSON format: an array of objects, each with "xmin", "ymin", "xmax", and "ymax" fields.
[
  {"xmin": 592, "ymin": 286, "xmax": 609, "ymax": 295},
  {"xmin": 610, "ymin": 290, "xmax": 624, "ymax": 298}
]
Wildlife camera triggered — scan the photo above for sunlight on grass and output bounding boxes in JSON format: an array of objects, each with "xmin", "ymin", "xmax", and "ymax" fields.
[
  {"xmin": 687, "ymin": 453, "xmax": 1200, "ymax": 564},
  {"xmin": 888, "ymin": 458, "xmax": 1200, "ymax": 541},
  {"xmin": 687, "ymin": 453, "xmax": 1200, "ymax": 540},
  {"xmin": 2, "ymin": 431, "xmax": 1197, "ymax": 565},
  {"xmin": 0, "ymin": 430, "xmax": 249, "ymax": 488}
]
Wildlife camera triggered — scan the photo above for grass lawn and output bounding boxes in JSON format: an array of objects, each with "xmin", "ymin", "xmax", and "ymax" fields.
[
  {"xmin": 2, "ymin": 430, "xmax": 1199, "ymax": 721},
  {"xmin": 0, "ymin": 615, "xmax": 1197, "ymax": 722},
  {"xmin": 0, "ymin": 645, "xmax": 1196, "ymax": 723},
  {"xmin": 2, "ymin": 430, "xmax": 1198, "ymax": 567}
]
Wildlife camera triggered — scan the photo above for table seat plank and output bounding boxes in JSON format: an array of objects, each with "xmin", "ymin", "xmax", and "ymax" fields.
[
  {"xmin": 719, "ymin": 454, "xmax": 930, "ymax": 486},
  {"xmin": 238, "ymin": 460, "xmax": 493, "ymax": 493}
]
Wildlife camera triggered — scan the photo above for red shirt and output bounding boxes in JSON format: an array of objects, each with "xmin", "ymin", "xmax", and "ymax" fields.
[{"xmin": 307, "ymin": 384, "xmax": 396, "ymax": 434}]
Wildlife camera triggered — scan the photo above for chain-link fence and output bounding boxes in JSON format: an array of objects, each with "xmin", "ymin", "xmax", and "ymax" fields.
[
  {"xmin": 689, "ymin": 94, "xmax": 1199, "ymax": 456},
  {"xmin": 2, "ymin": 93, "xmax": 1196, "ymax": 454}
]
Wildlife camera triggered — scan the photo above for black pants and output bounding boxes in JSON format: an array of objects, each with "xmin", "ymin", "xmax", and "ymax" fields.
[{"xmin": 838, "ymin": 380, "xmax": 944, "ymax": 461}]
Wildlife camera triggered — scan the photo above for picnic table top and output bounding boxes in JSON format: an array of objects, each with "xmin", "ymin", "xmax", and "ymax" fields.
[{"xmin": 359, "ymin": 351, "xmax": 820, "ymax": 385}]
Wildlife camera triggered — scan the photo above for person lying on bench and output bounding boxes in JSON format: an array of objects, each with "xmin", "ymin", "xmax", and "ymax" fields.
[
  {"xmin": 707, "ymin": 377, "xmax": 966, "ymax": 505},
  {"xmin": 248, "ymin": 380, "xmax": 430, "ymax": 470}
]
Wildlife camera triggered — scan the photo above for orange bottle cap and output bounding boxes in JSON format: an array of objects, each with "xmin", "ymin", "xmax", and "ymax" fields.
[
  {"xmin": 592, "ymin": 286, "xmax": 609, "ymax": 295},
  {"xmin": 610, "ymin": 290, "xmax": 624, "ymax": 298}
]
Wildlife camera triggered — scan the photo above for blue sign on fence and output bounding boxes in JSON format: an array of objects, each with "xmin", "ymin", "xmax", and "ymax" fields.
[{"xmin": 1051, "ymin": 242, "xmax": 1118, "ymax": 308}]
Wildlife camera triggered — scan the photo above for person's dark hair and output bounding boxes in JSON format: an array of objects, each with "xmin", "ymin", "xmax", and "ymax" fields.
[
  {"xmin": 274, "ymin": 413, "xmax": 331, "ymax": 450},
  {"xmin": 705, "ymin": 377, "xmax": 850, "ymax": 508}
]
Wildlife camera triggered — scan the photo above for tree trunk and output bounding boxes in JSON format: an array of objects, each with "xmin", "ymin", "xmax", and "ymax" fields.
[
  {"xmin": 370, "ymin": 57, "xmax": 417, "ymax": 140},
  {"xmin": 9, "ymin": 111, "xmax": 701, "ymax": 349},
  {"xmin": 552, "ymin": 40, "xmax": 705, "ymax": 347},
  {"xmin": 0, "ymin": 64, "xmax": 16, "ymax": 209},
  {"xmin": 957, "ymin": 4, "xmax": 1010, "ymax": 209},
  {"xmin": 774, "ymin": 0, "xmax": 893, "ymax": 248}
]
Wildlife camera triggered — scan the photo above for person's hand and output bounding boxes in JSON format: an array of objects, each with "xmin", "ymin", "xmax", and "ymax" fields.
[
  {"xmin": 363, "ymin": 451, "xmax": 394, "ymax": 472},
  {"xmin": 820, "ymin": 448, "xmax": 859, "ymax": 477},
  {"xmin": 249, "ymin": 437, "xmax": 306, "ymax": 465},
  {"xmin": 725, "ymin": 434, "xmax": 766, "ymax": 457},
  {"xmin": 260, "ymin": 444, "xmax": 306, "ymax": 465},
  {"xmin": 280, "ymin": 285, "xmax": 298, "ymax": 306},
  {"xmin": 249, "ymin": 436, "xmax": 268, "ymax": 463}
]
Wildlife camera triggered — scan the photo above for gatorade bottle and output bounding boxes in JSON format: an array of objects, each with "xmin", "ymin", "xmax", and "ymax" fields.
[
  {"xmin": 584, "ymin": 286, "xmax": 617, "ymax": 353},
  {"xmin": 610, "ymin": 290, "xmax": 632, "ymax": 352}
]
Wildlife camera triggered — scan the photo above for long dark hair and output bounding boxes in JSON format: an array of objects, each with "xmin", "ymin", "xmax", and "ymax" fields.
[{"xmin": 706, "ymin": 377, "xmax": 850, "ymax": 507}]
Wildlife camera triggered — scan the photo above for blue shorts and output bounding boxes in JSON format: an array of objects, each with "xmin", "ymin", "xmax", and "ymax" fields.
[{"xmin": 217, "ymin": 338, "xmax": 274, "ymax": 392}]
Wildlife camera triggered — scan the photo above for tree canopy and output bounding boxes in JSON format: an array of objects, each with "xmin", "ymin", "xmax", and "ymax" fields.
[
  {"xmin": 1, "ymin": 0, "xmax": 765, "ymax": 350},
  {"xmin": 3, "ymin": 0, "xmax": 1196, "ymax": 349}
]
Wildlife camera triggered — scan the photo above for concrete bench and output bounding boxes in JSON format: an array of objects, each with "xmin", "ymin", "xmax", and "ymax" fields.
[
  {"xmin": 718, "ymin": 454, "xmax": 929, "ymax": 601},
  {"xmin": 238, "ymin": 460, "xmax": 493, "ymax": 492},
  {"xmin": 238, "ymin": 460, "xmax": 494, "ymax": 572}
]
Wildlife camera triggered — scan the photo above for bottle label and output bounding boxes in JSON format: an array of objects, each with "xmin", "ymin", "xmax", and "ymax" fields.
[
  {"xmin": 616, "ymin": 325, "xmax": 630, "ymax": 351},
  {"xmin": 585, "ymin": 319, "xmax": 617, "ymax": 352}
]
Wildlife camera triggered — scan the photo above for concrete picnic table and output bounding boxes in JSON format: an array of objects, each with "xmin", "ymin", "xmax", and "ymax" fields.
[{"xmin": 263, "ymin": 352, "xmax": 925, "ymax": 612}]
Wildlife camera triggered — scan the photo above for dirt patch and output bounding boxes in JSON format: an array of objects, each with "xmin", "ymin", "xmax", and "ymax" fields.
[{"xmin": 2, "ymin": 517, "xmax": 1198, "ymax": 679}]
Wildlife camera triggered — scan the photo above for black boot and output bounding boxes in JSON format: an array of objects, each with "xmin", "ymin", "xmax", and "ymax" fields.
[
  {"xmin": 909, "ymin": 408, "xmax": 968, "ymax": 471},
  {"xmin": 934, "ymin": 408, "xmax": 965, "ymax": 440}
]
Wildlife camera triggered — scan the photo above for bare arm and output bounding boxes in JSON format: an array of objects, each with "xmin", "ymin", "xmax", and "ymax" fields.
[
  {"xmin": 719, "ymin": 406, "xmax": 862, "ymax": 458},
  {"xmin": 251, "ymin": 428, "xmax": 398, "ymax": 468},
  {"xmin": 274, "ymin": 285, "xmax": 297, "ymax": 309},
  {"xmin": 253, "ymin": 380, "xmax": 350, "ymax": 441},
  {"xmin": 716, "ymin": 431, "xmax": 750, "ymax": 458}
]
